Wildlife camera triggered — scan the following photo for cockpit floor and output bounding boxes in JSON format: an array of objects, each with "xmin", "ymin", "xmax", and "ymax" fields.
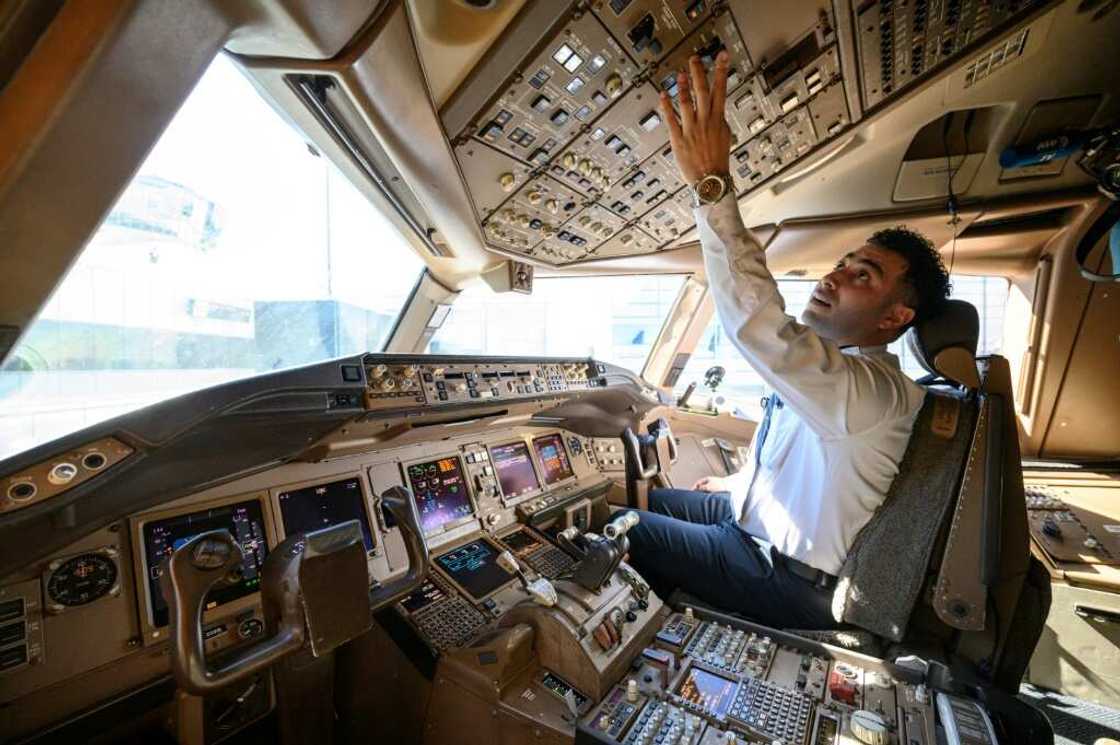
[{"xmin": 1020, "ymin": 683, "xmax": 1120, "ymax": 744}]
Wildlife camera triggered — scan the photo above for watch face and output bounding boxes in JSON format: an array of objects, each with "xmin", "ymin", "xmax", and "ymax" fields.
[{"xmin": 698, "ymin": 175, "xmax": 728, "ymax": 204}]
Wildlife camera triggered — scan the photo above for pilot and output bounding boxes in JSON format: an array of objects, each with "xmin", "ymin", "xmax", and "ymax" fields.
[{"xmin": 621, "ymin": 51, "xmax": 952, "ymax": 630}]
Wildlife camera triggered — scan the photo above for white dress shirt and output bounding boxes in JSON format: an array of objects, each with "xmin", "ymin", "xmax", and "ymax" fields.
[{"xmin": 696, "ymin": 196, "xmax": 925, "ymax": 576}]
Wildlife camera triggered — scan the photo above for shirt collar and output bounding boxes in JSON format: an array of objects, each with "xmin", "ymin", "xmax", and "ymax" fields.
[{"xmin": 840, "ymin": 344, "xmax": 888, "ymax": 356}]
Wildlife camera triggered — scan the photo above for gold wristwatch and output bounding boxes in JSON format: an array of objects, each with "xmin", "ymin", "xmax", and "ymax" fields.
[{"xmin": 689, "ymin": 172, "xmax": 733, "ymax": 207}]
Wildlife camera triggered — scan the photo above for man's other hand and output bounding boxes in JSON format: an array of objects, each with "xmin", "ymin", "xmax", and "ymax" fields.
[
  {"xmin": 658, "ymin": 50, "xmax": 733, "ymax": 185},
  {"xmin": 692, "ymin": 475, "xmax": 731, "ymax": 492}
]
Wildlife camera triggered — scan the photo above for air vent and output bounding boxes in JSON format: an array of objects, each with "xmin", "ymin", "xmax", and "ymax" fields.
[{"xmin": 959, "ymin": 207, "xmax": 1070, "ymax": 237}]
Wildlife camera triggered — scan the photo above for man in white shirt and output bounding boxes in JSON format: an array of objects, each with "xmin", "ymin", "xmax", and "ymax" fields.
[{"xmin": 621, "ymin": 51, "xmax": 952, "ymax": 629}]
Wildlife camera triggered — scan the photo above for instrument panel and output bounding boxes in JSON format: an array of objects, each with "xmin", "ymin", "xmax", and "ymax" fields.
[
  {"xmin": 0, "ymin": 423, "xmax": 613, "ymax": 705},
  {"xmin": 447, "ymin": 0, "xmax": 1051, "ymax": 265}
]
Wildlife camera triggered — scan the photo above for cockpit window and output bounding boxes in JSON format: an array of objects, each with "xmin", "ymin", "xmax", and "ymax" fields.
[
  {"xmin": 676, "ymin": 276, "xmax": 1009, "ymax": 417},
  {"xmin": 426, "ymin": 275, "xmax": 686, "ymax": 373},
  {"xmin": 0, "ymin": 55, "xmax": 424, "ymax": 461}
]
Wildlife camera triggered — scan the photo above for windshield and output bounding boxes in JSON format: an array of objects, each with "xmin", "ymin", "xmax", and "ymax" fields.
[
  {"xmin": 427, "ymin": 275, "xmax": 686, "ymax": 373},
  {"xmin": 0, "ymin": 55, "xmax": 424, "ymax": 461}
]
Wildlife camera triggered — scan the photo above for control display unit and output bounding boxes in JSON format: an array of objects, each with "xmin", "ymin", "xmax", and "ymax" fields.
[
  {"xmin": 434, "ymin": 538, "xmax": 514, "ymax": 601},
  {"xmin": 275, "ymin": 477, "xmax": 374, "ymax": 552},
  {"xmin": 490, "ymin": 441, "xmax": 542, "ymax": 501},
  {"xmin": 405, "ymin": 456, "xmax": 475, "ymax": 535},
  {"xmin": 141, "ymin": 499, "xmax": 269, "ymax": 628},
  {"xmin": 532, "ymin": 433, "xmax": 574, "ymax": 485},
  {"xmin": 676, "ymin": 665, "xmax": 738, "ymax": 719}
]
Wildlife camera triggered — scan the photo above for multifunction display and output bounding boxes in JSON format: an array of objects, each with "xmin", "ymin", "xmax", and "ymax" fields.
[
  {"xmin": 276, "ymin": 477, "xmax": 374, "ymax": 552},
  {"xmin": 490, "ymin": 441, "xmax": 541, "ymax": 500},
  {"xmin": 142, "ymin": 499, "xmax": 268, "ymax": 628},
  {"xmin": 434, "ymin": 539, "xmax": 513, "ymax": 600},
  {"xmin": 406, "ymin": 456, "xmax": 474, "ymax": 534},
  {"xmin": 532, "ymin": 433, "xmax": 574, "ymax": 485}
]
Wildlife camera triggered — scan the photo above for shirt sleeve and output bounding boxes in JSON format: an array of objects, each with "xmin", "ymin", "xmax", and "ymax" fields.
[{"xmin": 696, "ymin": 196, "xmax": 913, "ymax": 438}]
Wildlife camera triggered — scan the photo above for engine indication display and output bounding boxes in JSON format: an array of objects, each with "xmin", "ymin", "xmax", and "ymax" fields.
[
  {"xmin": 44, "ymin": 550, "xmax": 120, "ymax": 610},
  {"xmin": 406, "ymin": 456, "xmax": 475, "ymax": 535},
  {"xmin": 532, "ymin": 433, "xmax": 574, "ymax": 485},
  {"xmin": 490, "ymin": 441, "xmax": 542, "ymax": 500}
]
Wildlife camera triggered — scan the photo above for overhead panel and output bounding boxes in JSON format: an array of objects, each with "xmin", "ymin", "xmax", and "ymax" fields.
[
  {"xmin": 855, "ymin": 0, "xmax": 1049, "ymax": 110},
  {"xmin": 445, "ymin": 0, "xmax": 1044, "ymax": 266}
]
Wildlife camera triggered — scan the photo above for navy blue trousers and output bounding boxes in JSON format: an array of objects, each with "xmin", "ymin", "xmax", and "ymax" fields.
[{"xmin": 620, "ymin": 488, "xmax": 838, "ymax": 630}]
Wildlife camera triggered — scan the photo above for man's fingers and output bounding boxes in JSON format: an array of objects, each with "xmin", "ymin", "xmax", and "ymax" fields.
[
  {"xmin": 676, "ymin": 71, "xmax": 695, "ymax": 134},
  {"xmin": 710, "ymin": 49, "xmax": 730, "ymax": 115},
  {"xmin": 659, "ymin": 92, "xmax": 684, "ymax": 149},
  {"xmin": 689, "ymin": 55, "xmax": 710, "ymax": 120}
]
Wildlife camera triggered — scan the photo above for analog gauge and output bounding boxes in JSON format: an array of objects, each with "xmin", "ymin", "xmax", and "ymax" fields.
[{"xmin": 45, "ymin": 552, "xmax": 119, "ymax": 609}]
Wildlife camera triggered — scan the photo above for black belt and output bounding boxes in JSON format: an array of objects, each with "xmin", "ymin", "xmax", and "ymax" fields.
[
  {"xmin": 749, "ymin": 535, "xmax": 837, "ymax": 590},
  {"xmin": 780, "ymin": 554, "xmax": 838, "ymax": 591}
]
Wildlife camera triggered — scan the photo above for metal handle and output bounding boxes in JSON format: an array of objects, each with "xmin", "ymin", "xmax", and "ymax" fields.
[
  {"xmin": 161, "ymin": 531, "xmax": 304, "ymax": 695},
  {"xmin": 369, "ymin": 486, "xmax": 429, "ymax": 610},
  {"xmin": 1075, "ymin": 604, "xmax": 1120, "ymax": 625},
  {"xmin": 621, "ymin": 427, "xmax": 658, "ymax": 480}
]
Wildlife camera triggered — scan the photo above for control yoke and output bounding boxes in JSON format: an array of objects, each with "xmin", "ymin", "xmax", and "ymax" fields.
[
  {"xmin": 556, "ymin": 511, "xmax": 639, "ymax": 592},
  {"xmin": 621, "ymin": 418, "xmax": 678, "ymax": 509},
  {"xmin": 160, "ymin": 485, "xmax": 428, "ymax": 695}
]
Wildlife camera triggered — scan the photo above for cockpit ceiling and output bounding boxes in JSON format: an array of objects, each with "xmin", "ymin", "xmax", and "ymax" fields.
[{"xmin": 409, "ymin": 0, "xmax": 1118, "ymax": 268}]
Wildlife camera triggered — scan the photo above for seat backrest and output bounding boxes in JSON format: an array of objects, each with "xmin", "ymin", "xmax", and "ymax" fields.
[
  {"xmin": 832, "ymin": 299, "xmax": 983, "ymax": 640},
  {"xmin": 832, "ymin": 300, "xmax": 1040, "ymax": 687}
]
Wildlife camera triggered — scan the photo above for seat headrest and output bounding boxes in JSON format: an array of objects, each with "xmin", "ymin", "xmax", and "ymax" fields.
[{"xmin": 905, "ymin": 299, "xmax": 981, "ymax": 389}]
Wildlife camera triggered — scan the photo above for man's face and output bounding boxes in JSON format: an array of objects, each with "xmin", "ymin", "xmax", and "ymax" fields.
[{"xmin": 800, "ymin": 244, "xmax": 916, "ymax": 345}]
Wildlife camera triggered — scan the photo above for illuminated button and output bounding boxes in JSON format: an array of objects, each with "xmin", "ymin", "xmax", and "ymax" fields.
[
  {"xmin": 639, "ymin": 111, "xmax": 661, "ymax": 131},
  {"xmin": 749, "ymin": 117, "xmax": 767, "ymax": 134},
  {"xmin": 531, "ymin": 94, "xmax": 551, "ymax": 112},
  {"xmin": 590, "ymin": 127, "xmax": 607, "ymax": 141},
  {"xmin": 588, "ymin": 54, "xmax": 607, "ymax": 73},
  {"xmin": 565, "ymin": 76, "xmax": 585, "ymax": 94},
  {"xmin": 780, "ymin": 93, "xmax": 799, "ymax": 113},
  {"xmin": 591, "ymin": 90, "xmax": 608, "ymax": 106},
  {"xmin": 563, "ymin": 53, "xmax": 583, "ymax": 73},
  {"xmin": 605, "ymin": 73, "xmax": 624, "ymax": 97},
  {"xmin": 553, "ymin": 44, "xmax": 574, "ymax": 65},
  {"xmin": 499, "ymin": 172, "xmax": 517, "ymax": 192},
  {"xmin": 574, "ymin": 105, "xmax": 593, "ymax": 121},
  {"xmin": 480, "ymin": 123, "xmax": 502, "ymax": 141},
  {"xmin": 549, "ymin": 109, "xmax": 570, "ymax": 126},
  {"xmin": 605, "ymin": 134, "xmax": 623, "ymax": 150}
]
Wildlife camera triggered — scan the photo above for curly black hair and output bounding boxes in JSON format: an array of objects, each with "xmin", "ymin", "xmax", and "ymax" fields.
[{"xmin": 867, "ymin": 226, "xmax": 952, "ymax": 329}]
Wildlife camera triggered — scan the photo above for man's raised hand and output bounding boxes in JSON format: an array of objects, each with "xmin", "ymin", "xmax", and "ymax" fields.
[{"xmin": 657, "ymin": 50, "xmax": 733, "ymax": 186}]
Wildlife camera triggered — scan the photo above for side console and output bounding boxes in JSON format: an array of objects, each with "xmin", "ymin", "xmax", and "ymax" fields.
[{"xmin": 579, "ymin": 607, "xmax": 1014, "ymax": 745}]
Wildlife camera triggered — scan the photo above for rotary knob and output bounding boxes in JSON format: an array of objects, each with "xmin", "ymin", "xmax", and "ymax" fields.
[
  {"xmin": 545, "ymin": 198, "xmax": 559, "ymax": 214},
  {"xmin": 527, "ymin": 190, "xmax": 542, "ymax": 205},
  {"xmin": 500, "ymin": 208, "xmax": 515, "ymax": 222},
  {"xmin": 578, "ymin": 158, "xmax": 593, "ymax": 176},
  {"xmin": 562, "ymin": 152, "xmax": 577, "ymax": 169},
  {"xmin": 850, "ymin": 710, "xmax": 889, "ymax": 745},
  {"xmin": 605, "ymin": 73, "xmax": 623, "ymax": 97},
  {"xmin": 402, "ymin": 365, "xmax": 417, "ymax": 377},
  {"xmin": 578, "ymin": 215, "xmax": 592, "ymax": 226},
  {"xmin": 517, "ymin": 214, "xmax": 531, "ymax": 229},
  {"xmin": 370, "ymin": 364, "xmax": 387, "ymax": 378},
  {"xmin": 381, "ymin": 378, "xmax": 396, "ymax": 391},
  {"xmin": 400, "ymin": 378, "xmax": 414, "ymax": 390},
  {"xmin": 499, "ymin": 172, "xmax": 516, "ymax": 192}
]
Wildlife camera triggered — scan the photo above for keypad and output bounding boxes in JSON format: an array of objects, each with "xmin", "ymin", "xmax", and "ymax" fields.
[{"xmin": 728, "ymin": 678, "xmax": 812, "ymax": 745}]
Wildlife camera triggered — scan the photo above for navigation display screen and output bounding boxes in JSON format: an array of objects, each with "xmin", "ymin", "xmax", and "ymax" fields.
[
  {"xmin": 434, "ymin": 539, "xmax": 513, "ymax": 600},
  {"xmin": 406, "ymin": 456, "xmax": 474, "ymax": 534},
  {"xmin": 532, "ymin": 433, "xmax": 574, "ymax": 485},
  {"xmin": 276, "ymin": 477, "xmax": 374, "ymax": 552},
  {"xmin": 143, "ymin": 499, "xmax": 269, "ymax": 628},
  {"xmin": 677, "ymin": 666, "xmax": 738, "ymax": 718},
  {"xmin": 490, "ymin": 441, "xmax": 541, "ymax": 499}
]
